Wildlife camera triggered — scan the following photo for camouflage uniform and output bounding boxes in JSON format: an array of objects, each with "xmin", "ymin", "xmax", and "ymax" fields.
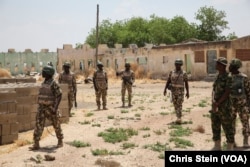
[
  {"xmin": 33, "ymin": 78, "xmax": 64, "ymax": 143},
  {"xmin": 229, "ymin": 58, "xmax": 250, "ymax": 147},
  {"xmin": 93, "ymin": 67, "xmax": 108, "ymax": 110},
  {"xmin": 231, "ymin": 73, "xmax": 250, "ymax": 136},
  {"xmin": 211, "ymin": 71, "xmax": 234, "ymax": 145},
  {"xmin": 168, "ymin": 70, "xmax": 188, "ymax": 119},
  {"xmin": 120, "ymin": 69, "xmax": 135, "ymax": 107},
  {"xmin": 58, "ymin": 71, "xmax": 77, "ymax": 114}
]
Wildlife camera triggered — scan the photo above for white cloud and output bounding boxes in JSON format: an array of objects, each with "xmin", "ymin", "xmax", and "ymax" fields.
[{"xmin": 210, "ymin": 0, "xmax": 247, "ymax": 5}]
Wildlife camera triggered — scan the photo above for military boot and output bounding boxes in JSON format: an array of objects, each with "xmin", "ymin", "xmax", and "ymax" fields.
[
  {"xmin": 103, "ymin": 105, "xmax": 108, "ymax": 110},
  {"xmin": 97, "ymin": 105, "xmax": 101, "ymax": 110},
  {"xmin": 57, "ymin": 139, "xmax": 63, "ymax": 148},
  {"xmin": 175, "ymin": 117, "xmax": 182, "ymax": 124},
  {"xmin": 243, "ymin": 136, "xmax": 249, "ymax": 148},
  {"xmin": 211, "ymin": 140, "xmax": 221, "ymax": 151},
  {"xmin": 122, "ymin": 102, "xmax": 125, "ymax": 107},
  {"xmin": 128, "ymin": 101, "xmax": 132, "ymax": 107},
  {"xmin": 29, "ymin": 140, "xmax": 40, "ymax": 150},
  {"xmin": 226, "ymin": 143, "xmax": 234, "ymax": 151}
]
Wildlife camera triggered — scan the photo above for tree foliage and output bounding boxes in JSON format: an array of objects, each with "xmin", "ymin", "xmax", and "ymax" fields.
[
  {"xmin": 195, "ymin": 6, "xmax": 229, "ymax": 41},
  {"xmin": 85, "ymin": 6, "xmax": 235, "ymax": 48}
]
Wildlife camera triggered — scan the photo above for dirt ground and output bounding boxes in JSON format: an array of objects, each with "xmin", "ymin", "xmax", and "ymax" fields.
[{"xmin": 0, "ymin": 79, "xmax": 249, "ymax": 167}]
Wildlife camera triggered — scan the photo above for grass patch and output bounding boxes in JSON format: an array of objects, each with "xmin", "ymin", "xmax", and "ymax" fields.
[
  {"xmin": 143, "ymin": 134, "xmax": 151, "ymax": 138},
  {"xmin": 121, "ymin": 110, "xmax": 129, "ymax": 113},
  {"xmin": 69, "ymin": 140, "xmax": 91, "ymax": 148},
  {"xmin": 143, "ymin": 141, "xmax": 171, "ymax": 152},
  {"xmin": 92, "ymin": 149, "xmax": 124, "ymax": 156},
  {"xmin": 78, "ymin": 120, "xmax": 91, "ymax": 125},
  {"xmin": 121, "ymin": 142, "xmax": 137, "ymax": 149},
  {"xmin": 153, "ymin": 129, "xmax": 166, "ymax": 135},
  {"xmin": 98, "ymin": 128, "xmax": 138, "ymax": 143},
  {"xmin": 107, "ymin": 115, "xmax": 115, "ymax": 119},
  {"xmin": 134, "ymin": 113, "xmax": 141, "ymax": 117},
  {"xmin": 169, "ymin": 125, "xmax": 192, "ymax": 137},
  {"xmin": 140, "ymin": 127, "xmax": 150, "ymax": 131},
  {"xmin": 92, "ymin": 123, "xmax": 101, "ymax": 127},
  {"xmin": 85, "ymin": 112, "xmax": 94, "ymax": 117},
  {"xmin": 169, "ymin": 137, "xmax": 194, "ymax": 148},
  {"xmin": 198, "ymin": 99, "xmax": 207, "ymax": 107},
  {"xmin": 160, "ymin": 112, "xmax": 169, "ymax": 115}
]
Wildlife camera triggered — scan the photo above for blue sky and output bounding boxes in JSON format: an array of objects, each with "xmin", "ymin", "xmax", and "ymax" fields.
[{"xmin": 0, "ymin": 0, "xmax": 249, "ymax": 52}]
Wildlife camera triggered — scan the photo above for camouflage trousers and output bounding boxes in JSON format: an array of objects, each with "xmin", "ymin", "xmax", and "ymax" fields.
[
  {"xmin": 171, "ymin": 88, "xmax": 184, "ymax": 118},
  {"xmin": 68, "ymin": 92, "xmax": 74, "ymax": 113},
  {"xmin": 231, "ymin": 98, "xmax": 249, "ymax": 137},
  {"xmin": 95, "ymin": 89, "xmax": 107, "ymax": 107},
  {"xmin": 211, "ymin": 106, "xmax": 235, "ymax": 143},
  {"xmin": 33, "ymin": 105, "xmax": 64, "ymax": 142},
  {"xmin": 121, "ymin": 83, "xmax": 132, "ymax": 103}
]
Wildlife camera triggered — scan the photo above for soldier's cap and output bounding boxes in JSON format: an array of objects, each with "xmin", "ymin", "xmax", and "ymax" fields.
[
  {"xmin": 230, "ymin": 58, "xmax": 242, "ymax": 68},
  {"xmin": 97, "ymin": 61, "xmax": 103, "ymax": 67},
  {"xmin": 42, "ymin": 65, "xmax": 55, "ymax": 76},
  {"xmin": 63, "ymin": 62, "xmax": 71, "ymax": 67},
  {"xmin": 125, "ymin": 62, "xmax": 130, "ymax": 67},
  {"xmin": 215, "ymin": 57, "xmax": 227, "ymax": 66},
  {"xmin": 175, "ymin": 59, "xmax": 183, "ymax": 65}
]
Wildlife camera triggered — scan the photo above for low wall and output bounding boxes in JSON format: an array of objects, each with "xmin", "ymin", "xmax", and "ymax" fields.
[{"xmin": 0, "ymin": 79, "xmax": 69, "ymax": 145}]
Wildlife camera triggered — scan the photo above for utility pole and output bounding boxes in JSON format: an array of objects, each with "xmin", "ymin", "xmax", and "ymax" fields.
[{"xmin": 95, "ymin": 4, "xmax": 99, "ymax": 68}]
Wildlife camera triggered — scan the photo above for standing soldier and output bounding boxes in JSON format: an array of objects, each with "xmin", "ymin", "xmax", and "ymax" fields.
[
  {"xmin": 229, "ymin": 58, "xmax": 250, "ymax": 147},
  {"xmin": 30, "ymin": 65, "xmax": 63, "ymax": 150},
  {"xmin": 163, "ymin": 59, "xmax": 189, "ymax": 124},
  {"xmin": 116, "ymin": 63, "xmax": 135, "ymax": 107},
  {"xmin": 93, "ymin": 62, "xmax": 108, "ymax": 110},
  {"xmin": 210, "ymin": 57, "xmax": 235, "ymax": 150},
  {"xmin": 58, "ymin": 62, "xmax": 77, "ymax": 116}
]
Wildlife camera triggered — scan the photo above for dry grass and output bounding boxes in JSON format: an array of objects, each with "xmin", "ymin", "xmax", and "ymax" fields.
[
  {"xmin": 193, "ymin": 125, "xmax": 205, "ymax": 133},
  {"xmin": 0, "ymin": 68, "xmax": 12, "ymax": 78}
]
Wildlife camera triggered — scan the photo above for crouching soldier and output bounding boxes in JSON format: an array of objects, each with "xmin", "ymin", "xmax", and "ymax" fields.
[{"xmin": 30, "ymin": 65, "xmax": 64, "ymax": 150}]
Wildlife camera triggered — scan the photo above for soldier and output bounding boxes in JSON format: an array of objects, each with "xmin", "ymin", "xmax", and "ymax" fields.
[
  {"xmin": 229, "ymin": 58, "xmax": 250, "ymax": 148},
  {"xmin": 30, "ymin": 65, "xmax": 63, "ymax": 150},
  {"xmin": 58, "ymin": 62, "xmax": 77, "ymax": 116},
  {"xmin": 93, "ymin": 62, "xmax": 108, "ymax": 110},
  {"xmin": 210, "ymin": 57, "xmax": 235, "ymax": 150},
  {"xmin": 116, "ymin": 63, "xmax": 135, "ymax": 107},
  {"xmin": 163, "ymin": 59, "xmax": 189, "ymax": 124}
]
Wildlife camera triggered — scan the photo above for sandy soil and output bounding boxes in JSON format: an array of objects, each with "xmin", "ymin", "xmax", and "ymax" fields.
[{"xmin": 0, "ymin": 79, "xmax": 248, "ymax": 167}]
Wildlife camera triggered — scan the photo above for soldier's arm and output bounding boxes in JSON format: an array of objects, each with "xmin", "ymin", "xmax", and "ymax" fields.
[
  {"xmin": 51, "ymin": 81, "xmax": 62, "ymax": 112},
  {"xmin": 164, "ymin": 71, "xmax": 172, "ymax": 93},
  {"xmin": 72, "ymin": 74, "xmax": 77, "ymax": 93},
  {"xmin": 58, "ymin": 73, "xmax": 62, "ymax": 84},
  {"xmin": 184, "ymin": 72, "xmax": 189, "ymax": 98}
]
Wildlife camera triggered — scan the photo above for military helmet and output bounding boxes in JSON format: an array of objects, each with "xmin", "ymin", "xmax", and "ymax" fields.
[
  {"xmin": 215, "ymin": 57, "xmax": 227, "ymax": 66},
  {"xmin": 63, "ymin": 62, "xmax": 71, "ymax": 67},
  {"xmin": 125, "ymin": 62, "xmax": 131, "ymax": 67},
  {"xmin": 42, "ymin": 65, "xmax": 55, "ymax": 76},
  {"xmin": 97, "ymin": 61, "xmax": 103, "ymax": 67},
  {"xmin": 230, "ymin": 58, "xmax": 242, "ymax": 69},
  {"xmin": 175, "ymin": 59, "xmax": 183, "ymax": 65}
]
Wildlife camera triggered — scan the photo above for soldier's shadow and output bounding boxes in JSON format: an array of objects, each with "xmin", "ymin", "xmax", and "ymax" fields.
[{"xmin": 29, "ymin": 145, "xmax": 58, "ymax": 153}]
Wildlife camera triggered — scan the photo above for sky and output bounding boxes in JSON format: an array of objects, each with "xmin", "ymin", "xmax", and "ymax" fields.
[{"xmin": 0, "ymin": 0, "xmax": 249, "ymax": 52}]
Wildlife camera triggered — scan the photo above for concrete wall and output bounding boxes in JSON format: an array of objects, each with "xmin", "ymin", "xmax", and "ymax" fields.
[
  {"xmin": 0, "ymin": 49, "xmax": 57, "ymax": 75},
  {"xmin": 0, "ymin": 80, "xmax": 69, "ymax": 145}
]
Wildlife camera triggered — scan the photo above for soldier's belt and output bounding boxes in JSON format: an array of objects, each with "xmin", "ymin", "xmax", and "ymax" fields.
[{"xmin": 171, "ymin": 84, "xmax": 184, "ymax": 88}]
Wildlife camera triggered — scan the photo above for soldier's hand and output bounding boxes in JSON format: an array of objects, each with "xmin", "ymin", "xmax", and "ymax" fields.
[
  {"xmin": 163, "ymin": 90, "xmax": 167, "ymax": 96},
  {"xmin": 185, "ymin": 93, "xmax": 189, "ymax": 99}
]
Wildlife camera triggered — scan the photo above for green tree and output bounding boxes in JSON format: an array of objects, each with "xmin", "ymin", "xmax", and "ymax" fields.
[
  {"xmin": 195, "ymin": 6, "xmax": 229, "ymax": 41},
  {"xmin": 169, "ymin": 16, "xmax": 197, "ymax": 43}
]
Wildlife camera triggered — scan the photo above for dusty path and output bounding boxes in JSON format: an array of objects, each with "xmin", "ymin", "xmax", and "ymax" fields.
[{"xmin": 0, "ymin": 80, "xmax": 248, "ymax": 167}]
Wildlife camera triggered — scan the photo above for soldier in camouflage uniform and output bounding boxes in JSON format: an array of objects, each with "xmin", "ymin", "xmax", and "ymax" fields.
[
  {"xmin": 116, "ymin": 63, "xmax": 135, "ymax": 107},
  {"xmin": 229, "ymin": 58, "xmax": 250, "ymax": 147},
  {"xmin": 163, "ymin": 59, "xmax": 189, "ymax": 124},
  {"xmin": 58, "ymin": 62, "xmax": 77, "ymax": 116},
  {"xmin": 93, "ymin": 62, "xmax": 108, "ymax": 110},
  {"xmin": 210, "ymin": 57, "xmax": 234, "ymax": 150},
  {"xmin": 30, "ymin": 65, "xmax": 63, "ymax": 150}
]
